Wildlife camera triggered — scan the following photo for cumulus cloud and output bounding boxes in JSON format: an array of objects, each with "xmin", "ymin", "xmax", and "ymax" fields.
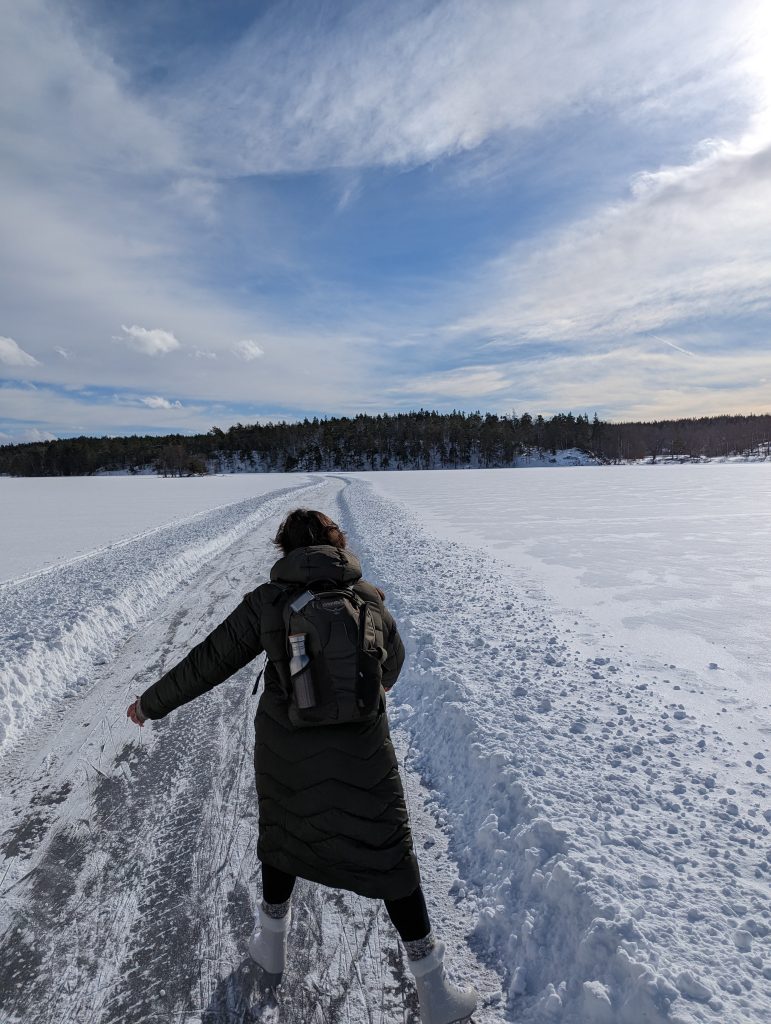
[
  {"xmin": 119, "ymin": 324, "xmax": 181, "ymax": 356},
  {"xmin": 232, "ymin": 339, "xmax": 265, "ymax": 361},
  {"xmin": 0, "ymin": 335, "xmax": 39, "ymax": 366},
  {"xmin": 140, "ymin": 395, "xmax": 183, "ymax": 409},
  {"xmin": 3, "ymin": 426, "xmax": 58, "ymax": 443}
]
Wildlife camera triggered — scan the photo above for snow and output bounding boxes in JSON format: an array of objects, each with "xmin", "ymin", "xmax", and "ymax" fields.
[
  {"xmin": 514, "ymin": 447, "xmax": 597, "ymax": 467},
  {"xmin": 0, "ymin": 478, "xmax": 313, "ymax": 752},
  {"xmin": 0, "ymin": 474, "xmax": 309, "ymax": 582},
  {"xmin": 341, "ymin": 469, "xmax": 770, "ymax": 1022},
  {"xmin": 1, "ymin": 470, "xmax": 769, "ymax": 1022},
  {"xmin": 359, "ymin": 464, "xmax": 771, "ymax": 715}
]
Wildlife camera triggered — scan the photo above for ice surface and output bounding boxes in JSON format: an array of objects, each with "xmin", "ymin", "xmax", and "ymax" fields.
[
  {"xmin": 342, "ymin": 472, "xmax": 771, "ymax": 1023},
  {"xmin": 0, "ymin": 478, "xmax": 314, "ymax": 752},
  {"xmin": 1, "ymin": 470, "xmax": 769, "ymax": 1023},
  {"xmin": 359, "ymin": 465, "xmax": 771, "ymax": 736},
  {"xmin": 0, "ymin": 474, "xmax": 309, "ymax": 582}
]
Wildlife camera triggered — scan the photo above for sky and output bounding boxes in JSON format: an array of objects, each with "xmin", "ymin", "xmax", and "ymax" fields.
[{"xmin": 1, "ymin": 0, "xmax": 770, "ymax": 442}]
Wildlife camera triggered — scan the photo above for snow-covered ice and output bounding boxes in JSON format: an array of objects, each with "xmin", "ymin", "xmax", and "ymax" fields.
[
  {"xmin": 343, "ymin": 468, "xmax": 770, "ymax": 1022},
  {"xmin": 360, "ymin": 464, "xmax": 770, "ymax": 712},
  {"xmin": 1, "ymin": 470, "xmax": 769, "ymax": 1023},
  {"xmin": 0, "ymin": 474, "xmax": 309, "ymax": 582},
  {"xmin": 0, "ymin": 479, "xmax": 314, "ymax": 752}
]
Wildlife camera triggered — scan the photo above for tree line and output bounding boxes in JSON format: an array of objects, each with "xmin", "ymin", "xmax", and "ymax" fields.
[{"xmin": 0, "ymin": 409, "xmax": 769, "ymax": 476}]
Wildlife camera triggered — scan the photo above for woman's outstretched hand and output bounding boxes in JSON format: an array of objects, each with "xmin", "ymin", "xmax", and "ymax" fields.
[{"xmin": 127, "ymin": 698, "xmax": 146, "ymax": 727}]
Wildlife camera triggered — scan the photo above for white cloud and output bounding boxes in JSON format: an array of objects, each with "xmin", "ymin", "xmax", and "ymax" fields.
[
  {"xmin": 2, "ymin": 0, "xmax": 770, "ymax": 430},
  {"xmin": 54, "ymin": 346, "xmax": 71, "ymax": 359},
  {"xmin": 448, "ymin": 133, "xmax": 771, "ymax": 344},
  {"xmin": 652, "ymin": 335, "xmax": 697, "ymax": 358},
  {"xmin": 0, "ymin": 0, "xmax": 180, "ymax": 178},
  {"xmin": 507, "ymin": 342, "xmax": 771, "ymax": 421},
  {"xmin": 0, "ymin": 335, "xmax": 39, "ymax": 367},
  {"xmin": 0, "ymin": 426, "xmax": 58, "ymax": 444},
  {"xmin": 394, "ymin": 366, "xmax": 511, "ymax": 399},
  {"xmin": 119, "ymin": 324, "xmax": 181, "ymax": 356},
  {"xmin": 183, "ymin": 0, "xmax": 760, "ymax": 175},
  {"xmin": 140, "ymin": 395, "xmax": 183, "ymax": 410},
  {"xmin": 232, "ymin": 339, "xmax": 265, "ymax": 361},
  {"xmin": 0, "ymin": 384, "xmax": 208, "ymax": 437},
  {"xmin": 25, "ymin": 426, "xmax": 57, "ymax": 441}
]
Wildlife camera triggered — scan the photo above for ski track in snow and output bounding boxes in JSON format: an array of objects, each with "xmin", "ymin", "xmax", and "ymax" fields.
[
  {"xmin": 339, "ymin": 477, "xmax": 771, "ymax": 1024},
  {"xmin": 0, "ymin": 477, "xmax": 502, "ymax": 1024}
]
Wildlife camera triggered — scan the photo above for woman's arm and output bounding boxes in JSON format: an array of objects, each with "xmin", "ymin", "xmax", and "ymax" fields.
[
  {"xmin": 381, "ymin": 606, "xmax": 405, "ymax": 691},
  {"xmin": 133, "ymin": 590, "xmax": 263, "ymax": 721}
]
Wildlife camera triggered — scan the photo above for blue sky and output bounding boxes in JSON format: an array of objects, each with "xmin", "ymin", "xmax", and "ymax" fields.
[{"xmin": 1, "ymin": 0, "xmax": 770, "ymax": 442}]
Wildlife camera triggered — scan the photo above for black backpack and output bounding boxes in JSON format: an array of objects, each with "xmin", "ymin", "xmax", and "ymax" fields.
[{"xmin": 272, "ymin": 581, "xmax": 388, "ymax": 728}]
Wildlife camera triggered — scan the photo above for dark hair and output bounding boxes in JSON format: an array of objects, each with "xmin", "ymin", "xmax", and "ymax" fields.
[{"xmin": 274, "ymin": 508, "xmax": 347, "ymax": 555}]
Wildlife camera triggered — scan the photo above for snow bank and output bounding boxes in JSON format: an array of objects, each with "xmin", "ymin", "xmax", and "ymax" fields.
[
  {"xmin": 0, "ymin": 481, "xmax": 316, "ymax": 753},
  {"xmin": 342, "ymin": 478, "xmax": 770, "ymax": 1024},
  {"xmin": 514, "ymin": 447, "xmax": 597, "ymax": 467}
]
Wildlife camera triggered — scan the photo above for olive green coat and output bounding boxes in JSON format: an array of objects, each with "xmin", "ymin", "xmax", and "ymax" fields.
[{"xmin": 140, "ymin": 545, "xmax": 420, "ymax": 900}]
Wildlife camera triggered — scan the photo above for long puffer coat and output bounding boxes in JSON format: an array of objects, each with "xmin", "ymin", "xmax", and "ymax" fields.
[{"xmin": 139, "ymin": 544, "xmax": 421, "ymax": 901}]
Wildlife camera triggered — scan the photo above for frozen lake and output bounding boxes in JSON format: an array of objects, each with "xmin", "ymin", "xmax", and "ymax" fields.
[
  {"xmin": 1, "ymin": 469, "xmax": 769, "ymax": 1022},
  {"xmin": 361, "ymin": 465, "xmax": 771, "ymax": 705},
  {"xmin": 0, "ymin": 474, "xmax": 309, "ymax": 582}
]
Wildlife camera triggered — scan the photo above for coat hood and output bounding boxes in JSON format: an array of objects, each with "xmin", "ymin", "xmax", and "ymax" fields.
[{"xmin": 270, "ymin": 544, "xmax": 362, "ymax": 586}]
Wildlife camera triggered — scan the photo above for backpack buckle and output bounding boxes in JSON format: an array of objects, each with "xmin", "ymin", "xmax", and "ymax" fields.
[{"xmin": 289, "ymin": 590, "xmax": 315, "ymax": 613}]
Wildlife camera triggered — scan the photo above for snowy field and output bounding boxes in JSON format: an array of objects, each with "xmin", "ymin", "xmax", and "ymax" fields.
[
  {"xmin": 361, "ymin": 465, "xmax": 771, "ymax": 714},
  {"xmin": 0, "ymin": 475, "xmax": 309, "ymax": 582},
  {"xmin": 1, "ymin": 470, "xmax": 769, "ymax": 1023}
]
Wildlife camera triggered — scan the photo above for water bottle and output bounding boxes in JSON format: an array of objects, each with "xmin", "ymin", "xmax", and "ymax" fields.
[{"xmin": 289, "ymin": 633, "xmax": 316, "ymax": 709}]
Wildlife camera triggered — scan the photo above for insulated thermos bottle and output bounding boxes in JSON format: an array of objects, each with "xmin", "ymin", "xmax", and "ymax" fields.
[{"xmin": 289, "ymin": 633, "xmax": 316, "ymax": 708}]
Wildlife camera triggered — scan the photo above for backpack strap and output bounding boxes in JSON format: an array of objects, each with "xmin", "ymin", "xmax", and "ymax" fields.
[{"xmin": 251, "ymin": 657, "xmax": 267, "ymax": 696}]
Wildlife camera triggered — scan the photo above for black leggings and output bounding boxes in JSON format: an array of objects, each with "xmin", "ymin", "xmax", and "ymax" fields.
[{"xmin": 261, "ymin": 863, "xmax": 431, "ymax": 943}]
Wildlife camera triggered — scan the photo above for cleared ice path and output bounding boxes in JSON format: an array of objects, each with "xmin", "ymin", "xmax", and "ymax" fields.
[{"xmin": 0, "ymin": 477, "xmax": 501, "ymax": 1024}]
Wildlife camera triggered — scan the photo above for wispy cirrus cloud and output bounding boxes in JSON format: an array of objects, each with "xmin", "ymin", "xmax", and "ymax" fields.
[
  {"xmin": 393, "ymin": 366, "xmax": 511, "ymax": 400},
  {"xmin": 182, "ymin": 0, "xmax": 760, "ymax": 175},
  {"xmin": 502, "ymin": 342, "xmax": 771, "ymax": 421},
  {"xmin": 1, "ymin": 0, "xmax": 771, "ymax": 442}
]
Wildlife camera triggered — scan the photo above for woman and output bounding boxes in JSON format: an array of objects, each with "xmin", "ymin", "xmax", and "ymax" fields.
[{"xmin": 127, "ymin": 508, "xmax": 477, "ymax": 1024}]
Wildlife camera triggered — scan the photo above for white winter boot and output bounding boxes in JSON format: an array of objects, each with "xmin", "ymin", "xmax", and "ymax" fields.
[
  {"xmin": 247, "ymin": 904, "xmax": 292, "ymax": 974},
  {"xmin": 407, "ymin": 940, "xmax": 478, "ymax": 1024}
]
